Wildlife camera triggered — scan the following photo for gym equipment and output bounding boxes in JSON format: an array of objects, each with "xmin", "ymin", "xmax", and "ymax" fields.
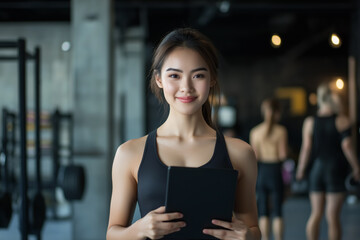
[
  {"xmin": 28, "ymin": 47, "xmax": 46, "ymax": 236},
  {"xmin": 290, "ymin": 172, "xmax": 308, "ymax": 195},
  {"xmin": 0, "ymin": 39, "xmax": 47, "ymax": 240},
  {"xmin": 0, "ymin": 109, "xmax": 12, "ymax": 228},
  {"xmin": 52, "ymin": 110, "xmax": 86, "ymax": 201},
  {"xmin": 345, "ymin": 173, "xmax": 360, "ymax": 195},
  {"xmin": 0, "ymin": 108, "xmax": 17, "ymax": 228},
  {"xmin": 0, "ymin": 39, "xmax": 29, "ymax": 240}
]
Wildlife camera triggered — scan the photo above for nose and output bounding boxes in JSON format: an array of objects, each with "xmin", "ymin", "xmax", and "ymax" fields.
[{"xmin": 180, "ymin": 75, "xmax": 194, "ymax": 93}]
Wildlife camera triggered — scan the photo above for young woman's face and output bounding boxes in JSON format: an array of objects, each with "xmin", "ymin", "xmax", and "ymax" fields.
[{"xmin": 156, "ymin": 47, "xmax": 213, "ymax": 116}]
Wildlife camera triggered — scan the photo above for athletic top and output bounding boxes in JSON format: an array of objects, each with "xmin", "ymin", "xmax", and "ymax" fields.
[
  {"xmin": 308, "ymin": 114, "xmax": 351, "ymax": 192},
  {"xmin": 312, "ymin": 114, "xmax": 350, "ymax": 160},
  {"xmin": 137, "ymin": 129, "xmax": 234, "ymax": 218}
]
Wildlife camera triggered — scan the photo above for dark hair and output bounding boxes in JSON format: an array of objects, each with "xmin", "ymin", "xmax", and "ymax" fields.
[
  {"xmin": 261, "ymin": 98, "xmax": 281, "ymax": 137},
  {"xmin": 150, "ymin": 28, "xmax": 220, "ymax": 128}
]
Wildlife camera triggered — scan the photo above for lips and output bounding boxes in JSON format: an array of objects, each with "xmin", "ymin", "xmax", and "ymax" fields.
[{"xmin": 176, "ymin": 96, "xmax": 197, "ymax": 103}]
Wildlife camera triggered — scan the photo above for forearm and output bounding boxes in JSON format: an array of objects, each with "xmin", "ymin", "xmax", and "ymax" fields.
[
  {"xmin": 342, "ymin": 139, "xmax": 360, "ymax": 171},
  {"xmin": 297, "ymin": 146, "xmax": 311, "ymax": 173},
  {"xmin": 247, "ymin": 226, "xmax": 261, "ymax": 240},
  {"xmin": 107, "ymin": 221, "xmax": 145, "ymax": 240}
]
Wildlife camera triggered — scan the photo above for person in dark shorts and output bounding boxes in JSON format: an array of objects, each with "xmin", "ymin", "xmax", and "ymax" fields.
[
  {"xmin": 250, "ymin": 98, "xmax": 288, "ymax": 240},
  {"xmin": 106, "ymin": 28, "xmax": 261, "ymax": 240},
  {"xmin": 296, "ymin": 83, "xmax": 360, "ymax": 240}
]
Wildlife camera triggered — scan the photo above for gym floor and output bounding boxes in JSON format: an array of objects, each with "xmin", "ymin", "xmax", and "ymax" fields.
[{"xmin": 0, "ymin": 195, "xmax": 359, "ymax": 240}]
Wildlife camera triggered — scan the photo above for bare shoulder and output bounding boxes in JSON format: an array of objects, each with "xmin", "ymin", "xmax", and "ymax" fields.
[
  {"xmin": 303, "ymin": 116, "xmax": 314, "ymax": 132},
  {"xmin": 250, "ymin": 124, "xmax": 262, "ymax": 135},
  {"xmin": 304, "ymin": 116, "xmax": 314, "ymax": 126},
  {"xmin": 112, "ymin": 136, "xmax": 148, "ymax": 178},
  {"xmin": 336, "ymin": 114, "xmax": 351, "ymax": 132},
  {"xmin": 249, "ymin": 123, "xmax": 263, "ymax": 140},
  {"xmin": 224, "ymin": 136, "xmax": 257, "ymax": 171}
]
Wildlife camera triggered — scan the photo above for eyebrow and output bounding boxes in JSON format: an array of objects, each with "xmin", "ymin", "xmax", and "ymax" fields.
[{"xmin": 165, "ymin": 67, "xmax": 208, "ymax": 73}]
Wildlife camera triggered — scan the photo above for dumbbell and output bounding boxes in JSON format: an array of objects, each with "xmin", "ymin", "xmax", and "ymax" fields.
[
  {"xmin": 57, "ymin": 164, "xmax": 86, "ymax": 201},
  {"xmin": 345, "ymin": 173, "xmax": 360, "ymax": 194}
]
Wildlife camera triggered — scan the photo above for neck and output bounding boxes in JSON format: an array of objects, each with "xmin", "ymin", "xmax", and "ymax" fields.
[
  {"xmin": 159, "ymin": 109, "xmax": 214, "ymax": 138},
  {"xmin": 318, "ymin": 104, "xmax": 334, "ymax": 115}
]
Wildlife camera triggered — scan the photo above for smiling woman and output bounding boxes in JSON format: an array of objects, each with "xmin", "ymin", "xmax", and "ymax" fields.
[{"xmin": 106, "ymin": 28, "xmax": 261, "ymax": 240}]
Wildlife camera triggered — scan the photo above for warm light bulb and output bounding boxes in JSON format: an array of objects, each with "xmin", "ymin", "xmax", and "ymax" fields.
[
  {"xmin": 336, "ymin": 78, "xmax": 344, "ymax": 90},
  {"xmin": 271, "ymin": 34, "xmax": 281, "ymax": 48},
  {"xmin": 330, "ymin": 33, "xmax": 341, "ymax": 48}
]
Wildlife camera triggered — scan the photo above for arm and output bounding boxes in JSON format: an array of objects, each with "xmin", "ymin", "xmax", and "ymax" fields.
[
  {"xmin": 336, "ymin": 115, "xmax": 360, "ymax": 181},
  {"xmin": 249, "ymin": 128, "xmax": 260, "ymax": 160},
  {"xmin": 342, "ymin": 138, "xmax": 360, "ymax": 181},
  {"xmin": 278, "ymin": 126, "xmax": 288, "ymax": 161},
  {"xmin": 204, "ymin": 139, "xmax": 261, "ymax": 240},
  {"xmin": 296, "ymin": 117, "xmax": 314, "ymax": 180},
  {"xmin": 106, "ymin": 144, "xmax": 143, "ymax": 240},
  {"xmin": 107, "ymin": 140, "xmax": 185, "ymax": 240}
]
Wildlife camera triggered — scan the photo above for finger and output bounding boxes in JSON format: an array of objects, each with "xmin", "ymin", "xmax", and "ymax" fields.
[
  {"xmin": 152, "ymin": 206, "xmax": 166, "ymax": 213},
  {"xmin": 158, "ymin": 221, "xmax": 186, "ymax": 230},
  {"xmin": 211, "ymin": 219, "xmax": 233, "ymax": 230},
  {"xmin": 203, "ymin": 229, "xmax": 231, "ymax": 239},
  {"xmin": 157, "ymin": 212, "xmax": 184, "ymax": 222},
  {"xmin": 154, "ymin": 222, "xmax": 185, "ymax": 237}
]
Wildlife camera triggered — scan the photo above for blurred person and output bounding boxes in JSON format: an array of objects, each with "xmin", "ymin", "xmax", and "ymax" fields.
[
  {"xmin": 106, "ymin": 28, "xmax": 261, "ymax": 240},
  {"xmin": 296, "ymin": 83, "xmax": 360, "ymax": 240},
  {"xmin": 250, "ymin": 98, "xmax": 288, "ymax": 240}
]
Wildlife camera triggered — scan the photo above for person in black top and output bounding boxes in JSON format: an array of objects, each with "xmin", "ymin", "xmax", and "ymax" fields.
[
  {"xmin": 296, "ymin": 83, "xmax": 360, "ymax": 240},
  {"xmin": 106, "ymin": 28, "xmax": 261, "ymax": 240}
]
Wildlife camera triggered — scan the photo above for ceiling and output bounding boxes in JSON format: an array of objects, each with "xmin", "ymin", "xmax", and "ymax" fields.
[{"xmin": 0, "ymin": 0, "xmax": 356, "ymax": 57}]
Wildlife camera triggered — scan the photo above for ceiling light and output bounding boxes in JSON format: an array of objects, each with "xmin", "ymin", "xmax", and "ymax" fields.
[
  {"xmin": 271, "ymin": 34, "xmax": 281, "ymax": 48},
  {"xmin": 336, "ymin": 78, "xmax": 344, "ymax": 90},
  {"xmin": 330, "ymin": 33, "xmax": 341, "ymax": 48},
  {"xmin": 61, "ymin": 41, "xmax": 71, "ymax": 52}
]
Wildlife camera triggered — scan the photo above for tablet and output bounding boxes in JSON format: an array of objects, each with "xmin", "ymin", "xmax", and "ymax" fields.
[{"xmin": 164, "ymin": 166, "xmax": 238, "ymax": 240}]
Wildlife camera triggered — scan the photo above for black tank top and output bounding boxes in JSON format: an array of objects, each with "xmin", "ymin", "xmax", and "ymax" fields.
[
  {"xmin": 312, "ymin": 114, "xmax": 348, "ymax": 161},
  {"xmin": 137, "ymin": 129, "xmax": 234, "ymax": 218}
]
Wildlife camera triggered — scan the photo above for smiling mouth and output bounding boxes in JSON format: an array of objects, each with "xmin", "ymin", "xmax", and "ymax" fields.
[{"xmin": 177, "ymin": 96, "xmax": 197, "ymax": 103}]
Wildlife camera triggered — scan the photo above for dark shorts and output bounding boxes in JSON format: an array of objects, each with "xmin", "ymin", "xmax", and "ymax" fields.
[
  {"xmin": 309, "ymin": 158, "xmax": 347, "ymax": 193},
  {"xmin": 257, "ymin": 161, "xmax": 284, "ymax": 217}
]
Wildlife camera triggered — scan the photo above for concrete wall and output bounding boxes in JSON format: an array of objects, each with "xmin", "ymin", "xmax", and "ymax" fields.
[{"xmin": 0, "ymin": 23, "xmax": 72, "ymax": 113}]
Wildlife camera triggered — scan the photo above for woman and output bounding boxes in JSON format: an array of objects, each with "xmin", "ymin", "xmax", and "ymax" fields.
[
  {"xmin": 296, "ymin": 83, "xmax": 360, "ymax": 240},
  {"xmin": 250, "ymin": 98, "xmax": 288, "ymax": 240},
  {"xmin": 106, "ymin": 28, "xmax": 261, "ymax": 240}
]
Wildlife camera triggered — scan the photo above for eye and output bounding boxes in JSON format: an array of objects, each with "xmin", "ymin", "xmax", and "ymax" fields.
[
  {"xmin": 193, "ymin": 73, "xmax": 205, "ymax": 79},
  {"xmin": 168, "ymin": 74, "xmax": 180, "ymax": 79}
]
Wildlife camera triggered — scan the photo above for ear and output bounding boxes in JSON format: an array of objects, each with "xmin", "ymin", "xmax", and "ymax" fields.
[
  {"xmin": 155, "ymin": 72, "xmax": 163, "ymax": 88},
  {"xmin": 210, "ymin": 79, "xmax": 216, "ymax": 87}
]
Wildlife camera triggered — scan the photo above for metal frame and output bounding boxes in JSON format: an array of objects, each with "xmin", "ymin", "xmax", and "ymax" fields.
[{"xmin": 0, "ymin": 39, "xmax": 42, "ymax": 240}]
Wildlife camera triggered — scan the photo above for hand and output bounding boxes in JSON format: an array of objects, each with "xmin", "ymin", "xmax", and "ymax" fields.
[
  {"xmin": 203, "ymin": 216, "xmax": 252, "ymax": 240},
  {"xmin": 138, "ymin": 206, "xmax": 186, "ymax": 239},
  {"xmin": 296, "ymin": 169, "xmax": 304, "ymax": 181},
  {"xmin": 353, "ymin": 168, "xmax": 360, "ymax": 181}
]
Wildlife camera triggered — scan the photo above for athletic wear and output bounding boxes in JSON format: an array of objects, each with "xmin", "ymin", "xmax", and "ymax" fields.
[
  {"xmin": 257, "ymin": 161, "xmax": 283, "ymax": 217},
  {"xmin": 308, "ymin": 114, "xmax": 350, "ymax": 193},
  {"xmin": 137, "ymin": 129, "xmax": 234, "ymax": 219}
]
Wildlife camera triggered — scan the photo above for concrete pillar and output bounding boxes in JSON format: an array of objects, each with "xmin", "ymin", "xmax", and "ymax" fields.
[
  {"xmin": 114, "ymin": 27, "xmax": 146, "ymax": 144},
  {"xmin": 114, "ymin": 26, "xmax": 146, "ymax": 223},
  {"xmin": 71, "ymin": 0, "xmax": 114, "ymax": 239}
]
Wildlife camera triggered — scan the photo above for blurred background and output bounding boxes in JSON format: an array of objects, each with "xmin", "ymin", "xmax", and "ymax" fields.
[{"xmin": 0, "ymin": 0, "xmax": 359, "ymax": 239}]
